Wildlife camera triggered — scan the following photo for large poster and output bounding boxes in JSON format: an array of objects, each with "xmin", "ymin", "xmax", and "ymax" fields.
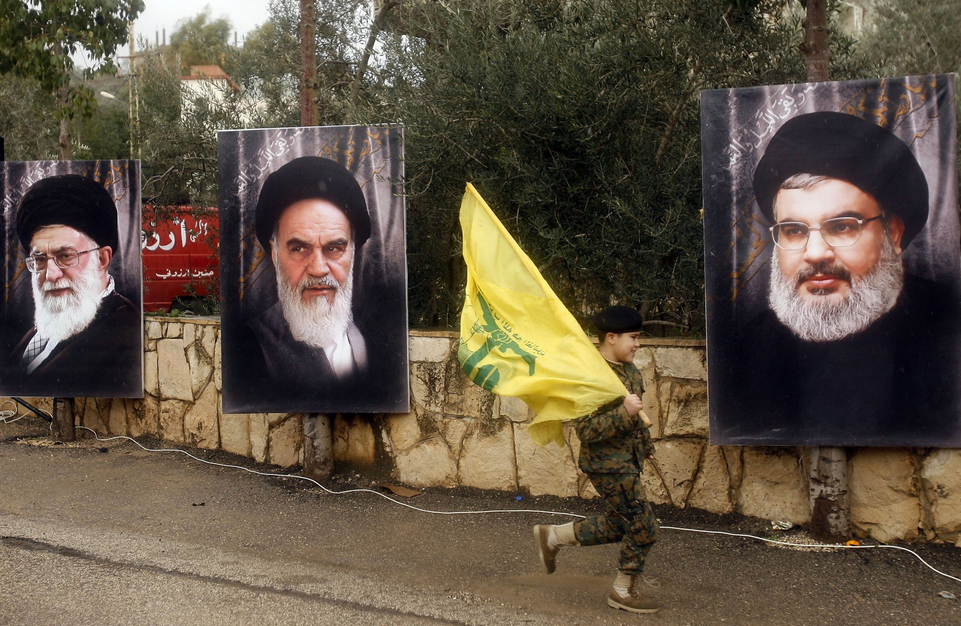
[
  {"xmin": 701, "ymin": 75, "xmax": 961, "ymax": 447},
  {"xmin": 0, "ymin": 160, "xmax": 143, "ymax": 398},
  {"xmin": 219, "ymin": 125, "xmax": 409, "ymax": 414}
]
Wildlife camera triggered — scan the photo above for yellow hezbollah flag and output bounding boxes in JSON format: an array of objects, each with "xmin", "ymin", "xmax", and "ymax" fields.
[{"xmin": 458, "ymin": 183, "xmax": 626, "ymax": 447}]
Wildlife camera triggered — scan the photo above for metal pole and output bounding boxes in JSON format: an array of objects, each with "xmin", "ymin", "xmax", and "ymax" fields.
[{"xmin": 11, "ymin": 397, "xmax": 52, "ymax": 422}]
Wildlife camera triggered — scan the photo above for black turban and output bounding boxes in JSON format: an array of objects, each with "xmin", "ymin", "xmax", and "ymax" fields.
[
  {"xmin": 753, "ymin": 111, "xmax": 929, "ymax": 248},
  {"xmin": 593, "ymin": 306, "xmax": 643, "ymax": 334},
  {"xmin": 254, "ymin": 156, "xmax": 371, "ymax": 252},
  {"xmin": 16, "ymin": 175, "xmax": 119, "ymax": 252}
]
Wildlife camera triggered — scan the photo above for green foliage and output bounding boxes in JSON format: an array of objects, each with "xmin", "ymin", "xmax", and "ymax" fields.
[
  {"xmin": 60, "ymin": 0, "xmax": 876, "ymax": 335},
  {"xmin": 0, "ymin": 73, "xmax": 59, "ymax": 160},
  {"xmin": 856, "ymin": 0, "xmax": 961, "ymax": 76},
  {"xmin": 778, "ymin": 0, "xmax": 873, "ymax": 82},
  {"xmin": 135, "ymin": 47, "xmax": 292, "ymax": 209},
  {"xmin": 234, "ymin": 0, "xmax": 373, "ymax": 125},
  {"xmin": 169, "ymin": 8, "xmax": 234, "ymax": 73},
  {"xmin": 378, "ymin": 0, "xmax": 812, "ymax": 331},
  {"xmin": 0, "ymin": 72, "xmax": 131, "ymax": 161},
  {"xmin": 136, "ymin": 51, "xmax": 222, "ymax": 207},
  {"xmin": 136, "ymin": 52, "xmax": 191, "ymax": 205},
  {"xmin": 74, "ymin": 100, "xmax": 130, "ymax": 160},
  {"xmin": 854, "ymin": 0, "xmax": 961, "ymax": 228},
  {"xmin": 133, "ymin": 2, "xmax": 368, "ymax": 246},
  {"xmin": 230, "ymin": 4, "xmax": 302, "ymax": 127},
  {"xmin": 0, "ymin": 0, "xmax": 144, "ymax": 123}
]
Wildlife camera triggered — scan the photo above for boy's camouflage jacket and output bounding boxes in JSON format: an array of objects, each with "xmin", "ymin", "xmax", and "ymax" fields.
[{"xmin": 574, "ymin": 360, "xmax": 654, "ymax": 474}]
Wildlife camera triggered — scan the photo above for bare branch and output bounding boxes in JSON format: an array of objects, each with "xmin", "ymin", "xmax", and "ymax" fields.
[{"xmin": 352, "ymin": 0, "xmax": 402, "ymax": 112}]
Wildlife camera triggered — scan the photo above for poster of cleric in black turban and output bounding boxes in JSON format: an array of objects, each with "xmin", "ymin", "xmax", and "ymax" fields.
[
  {"xmin": 0, "ymin": 161, "xmax": 143, "ymax": 398},
  {"xmin": 218, "ymin": 125, "xmax": 409, "ymax": 414},
  {"xmin": 701, "ymin": 74, "xmax": 961, "ymax": 448}
]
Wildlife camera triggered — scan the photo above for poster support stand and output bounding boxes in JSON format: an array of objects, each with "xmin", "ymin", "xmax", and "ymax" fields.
[
  {"xmin": 303, "ymin": 414, "xmax": 332, "ymax": 480},
  {"xmin": 52, "ymin": 397, "xmax": 75, "ymax": 442},
  {"xmin": 802, "ymin": 0, "xmax": 850, "ymax": 542}
]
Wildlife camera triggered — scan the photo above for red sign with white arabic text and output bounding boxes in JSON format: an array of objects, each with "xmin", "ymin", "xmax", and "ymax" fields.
[{"xmin": 142, "ymin": 206, "xmax": 219, "ymax": 312}]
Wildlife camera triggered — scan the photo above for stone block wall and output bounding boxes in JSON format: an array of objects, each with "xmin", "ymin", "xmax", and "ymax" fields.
[
  {"xmin": 71, "ymin": 318, "xmax": 304, "ymax": 469},
  {"xmin": 8, "ymin": 319, "xmax": 961, "ymax": 545}
]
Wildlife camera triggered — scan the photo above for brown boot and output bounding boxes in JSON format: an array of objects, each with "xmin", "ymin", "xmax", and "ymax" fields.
[
  {"xmin": 533, "ymin": 525, "xmax": 559, "ymax": 574},
  {"xmin": 533, "ymin": 523, "xmax": 577, "ymax": 574},
  {"xmin": 608, "ymin": 572, "xmax": 659, "ymax": 614}
]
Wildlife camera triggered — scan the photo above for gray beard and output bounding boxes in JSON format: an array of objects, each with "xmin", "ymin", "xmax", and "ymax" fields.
[
  {"xmin": 32, "ymin": 263, "xmax": 104, "ymax": 343},
  {"xmin": 768, "ymin": 237, "xmax": 905, "ymax": 343},
  {"xmin": 276, "ymin": 262, "xmax": 354, "ymax": 349}
]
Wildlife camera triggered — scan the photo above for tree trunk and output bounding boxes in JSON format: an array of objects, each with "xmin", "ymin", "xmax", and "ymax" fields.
[
  {"xmin": 56, "ymin": 37, "xmax": 72, "ymax": 161},
  {"xmin": 802, "ymin": 0, "xmax": 849, "ymax": 542},
  {"xmin": 58, "ymin": 114, "xmax": 72, "ymax": 160},
  {"xmin": 296, "ymin": 2, "xmax": 330, "ymax": 477},
  {"xmin": 802, "ymin": 0, "xmax": 830, "ymax": 82},
  {"xmin": 299, "ymin": 0, "xmax": 317, "ymax": 126}
]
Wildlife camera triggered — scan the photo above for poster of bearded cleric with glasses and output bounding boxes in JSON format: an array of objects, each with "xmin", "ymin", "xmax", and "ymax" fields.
[
  {"xmin": 701, "ymin": 74, "xmax": 961, "ymax": 448},
  {"xmin": 0, "ymin": 161, "xmax": 143, "ymax": 398},
  {"xmin": 218, "ymin": 125, "xmax": 409, "ymax": 414}
]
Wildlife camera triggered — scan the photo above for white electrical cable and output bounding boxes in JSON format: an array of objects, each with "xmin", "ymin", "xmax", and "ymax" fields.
[
  {"xmin": 75, "ymin": 426, "xmax": 961, "ymax": 585},
  {"xmin": 658, "ymin": 525, "xmax": 961, "ymax": 584},
  {"xmin": 77, "ymin": 427, "xmax": 581, "ymax": 519},
  {"xmin": 0, "ymin": 399, "xmax": 24, "ymax": 423}
]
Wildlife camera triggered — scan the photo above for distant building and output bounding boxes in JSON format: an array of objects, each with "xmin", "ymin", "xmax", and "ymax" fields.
[
  {"xmin": 181, "ymin": 64, "xmax": 240, "ymax": 99},
  {"xmin": 837, "ymin": 0, "xmax": 880, "ymax": 35}
]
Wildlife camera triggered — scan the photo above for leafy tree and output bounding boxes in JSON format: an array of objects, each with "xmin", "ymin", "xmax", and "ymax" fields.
[
  {"xmin": 135, "ymin": 48, "xmax": 288, "ymax": 209},
  {"xmin": 136, "ymin": 51, "xmax": 221, "ymax": 208},
  {"xmin": 0, "ymin": 73, "xmax": 59, "ymax": 160},
  {"xmin": 237, "ymin": 0, "xmax": 374, "ymax": 125},
  {"xmin": 231, "ymin": 4, "xmax": 302, "ymax": 127},
  {"xmin": 232, "ymin": 0, "xmax": 405, "ymax": 126},
  {"xmin": 73, "ymin": 99, "xmax": 130, "ymax": 160},
  {"xmin": 377, "ymin": 0, "xmax": 864, "ymax": 331},
  {"xmin": 0, "ymin": 0, "xmax": 144, "ymax": 159},
  {"xmin": 122, "ymin": 0, "xmax": 869, "ymax": 335},
  {"xmin": 855, "ymin": 0, "xmax": 961, "ymax": 259},
  {"xmin": 856, "ymin": 0, "xmax": 961, "ymax": 77},
  {"xmin": 169, "ymin": 7, "xmax": 234, "ymax": 73},
  {"xmin": 135, "ymin": 2, "xmax": 363, "ymax": 210}
]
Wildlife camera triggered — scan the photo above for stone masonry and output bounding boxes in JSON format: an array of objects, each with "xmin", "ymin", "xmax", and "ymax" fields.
[{"xmin": 7, "ymin": 319, "xmax": 961, "ymax": 545}]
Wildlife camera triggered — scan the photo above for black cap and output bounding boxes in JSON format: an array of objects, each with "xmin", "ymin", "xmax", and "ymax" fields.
[
  {"xmin": 753, "ymin": 112, "xmax": 929, "ymax": 248},
  {"xmin": 254, "ymin": 156, "xmax": 371, "ymax": 252},
  {"xmin": 17, "ymin": 175, "xmax": 119, "ymax": 252},
  {"xmin": 593, "ymin": 306, "xmax": 643, "ymax": 334}
]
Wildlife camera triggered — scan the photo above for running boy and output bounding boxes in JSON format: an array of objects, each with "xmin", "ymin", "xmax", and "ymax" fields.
[{"xmin": 534, "ymin": 305, "xmax": 659, "ymax": 614}]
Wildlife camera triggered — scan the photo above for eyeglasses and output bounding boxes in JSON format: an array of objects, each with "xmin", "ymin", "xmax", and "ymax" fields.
[
  {"xmin": 769, "ymin": 215, "xmax": 883, "ymax": 251},
  {"xmin": 25, "ymin": 247, "xmax": 102, "ymax": 273}
]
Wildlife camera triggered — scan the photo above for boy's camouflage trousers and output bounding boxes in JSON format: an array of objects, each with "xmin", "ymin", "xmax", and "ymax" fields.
[{"xmin": 574, "ymin": 471, "xmax": 658, "ymax": 574}]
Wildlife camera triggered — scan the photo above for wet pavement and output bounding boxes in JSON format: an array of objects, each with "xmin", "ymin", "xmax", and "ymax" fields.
[{"xmin": 2, "ymin": 414, "xmax": 960, "ymax": 625}]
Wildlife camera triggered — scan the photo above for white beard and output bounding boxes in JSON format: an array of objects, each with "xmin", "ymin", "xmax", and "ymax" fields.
[
  {"xmin": 32, "ymin": 261, "xmax": 105, "ymax": 343},
  {"xmin": 275, "ymin": 259, "xmax": 355, "ymax": 349},
  {"xmin": 768, "ymin": 236, "xmax": 905, "ymax": 343}
]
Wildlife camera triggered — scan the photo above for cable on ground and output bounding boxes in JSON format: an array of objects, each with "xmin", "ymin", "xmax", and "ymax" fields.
[
  {"xmin": 0, "ymin": 399, "xmax": 24, "ymax": 423},
  {"xmin": 72, "ymin": 426, "xmax": 961, "ymax": 585}
]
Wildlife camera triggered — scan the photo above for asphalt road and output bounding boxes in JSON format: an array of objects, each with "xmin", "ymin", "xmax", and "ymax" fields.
[{"xmin": 1, "ymin": 415, "xmax": 960, "ymax": 625}]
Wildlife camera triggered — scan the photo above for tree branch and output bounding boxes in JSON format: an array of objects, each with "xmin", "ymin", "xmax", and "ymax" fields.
[
  {"xmin": 653, "ymin": 58, "xmax": 702, "ymax": 172},
  {"xmin": 352, "ymin": 0, "xmax": 402, "ymax": 112}
]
